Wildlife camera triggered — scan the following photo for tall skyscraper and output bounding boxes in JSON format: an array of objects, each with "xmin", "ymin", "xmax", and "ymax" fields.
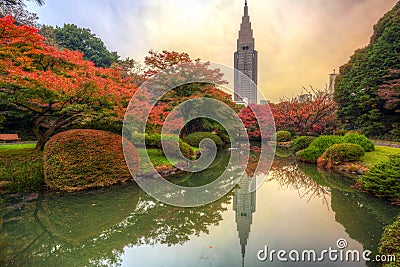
[{"xmin": 234, "ymin": 0, "xmax": 258, "ymax": 105}]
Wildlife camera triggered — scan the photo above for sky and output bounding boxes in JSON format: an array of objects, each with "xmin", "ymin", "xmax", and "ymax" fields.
[{"xmin": 27, "ymin": 0, "xmax": 398, "ymax": 102}]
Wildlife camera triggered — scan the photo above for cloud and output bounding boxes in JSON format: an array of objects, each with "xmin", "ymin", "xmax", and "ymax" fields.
[{"xmin": 28, "ymin": 0, "xmax": 398, "ymax": 102}]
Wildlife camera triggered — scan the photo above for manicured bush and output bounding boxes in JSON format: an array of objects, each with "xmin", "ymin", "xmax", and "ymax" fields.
[
  {"xmin": 320, "ymin": 143, "xmax": 365, "ymax": 163},
  {"xmin": 290, "ymin": 136, "xmax": 316, "ymax": 152},
  {"xmin": 334, "ymin": 129, "xmax": 348, "ymax": 136},
  {"xmin": 146, "ymin": 133, "xmax": 161, "ymax": 147},
  {"xmin": 183, "ymin": 132, "xmax": 223, "ymax": 147},
  {"xmin": 218, "ymin": 132, "xmax": 231, "ymax": 143},
  {"xmin": 358, "ymin": 155, "xmax": 400, "ymax": 202},
  {"xmin": 342, "ymin": 133, "xmax": 375, "ymax": 152},
  {"xmin": 276, "ymin": 130, "xmax": 292, "ymax": 142},
  {"xmin": 131, "ymin": 132, "xmax": 147, "ymax": 146},
  {"xmin": 378, "ymin": 215, "xmax": 400, "ymax": 267},
  {"xmin": 44, "ymin": 129, "xmax": 139, "ymax": 192},
  {"xmin": 161, "ymin": 140, "xmax": 194, "ymax": 159},
  {"xmin": 296, "ymin": 135, "xmax": 343, "ymax": 163}
]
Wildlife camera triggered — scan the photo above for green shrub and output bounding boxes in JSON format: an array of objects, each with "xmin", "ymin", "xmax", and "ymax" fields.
[
  {"xmin": 358, "ymin": 155, "xmax": 400, "ymax": 202},
  {"xmin": 131, "ymin": 132, "xmax": 147, "ymax": 146},
  {"xmin": 290, "ymin": 136, "xmax": 316, "ymax": 152},
  {"xmin": 183, "ymin": 132, "xmax": 223, "ymax": 147},
  {"xmin": 146, "ymin": 133, "xmax": 161, "ymax": 147},
  {"xmin": 276, "ymin": 130, "xmax": 292, "ymax": 142},
  {"xmin": 44, "ymin": 129, "xmax": 139, "ymax": 192},
  {"xmin": 297, "ymin": 146, "xmax": 324, "ymax": 163},
  {"xmin": 334, "ymin": 129, "xmax": 348, "ymax": 136},
  {"xmin": 161, "ymin": 140, "xmax": 194, "ymax": 159},
  {"xmin": 378, "ymin": 215, "xmax": 400, "ymax": 267},
  {"xmin": 343, "ymin": 133, "xmax": 375, "ymax": 152},
  {"xmin": 218, "ymin": 132, "xmax": 231, "ymax": 143},
  {"xmin": 296, "ymin": 135, "xmax": 342, "ymax": 162},
  {"xmin": 320, "ymin": 143, "xmax": 365, "ymax": 163}
]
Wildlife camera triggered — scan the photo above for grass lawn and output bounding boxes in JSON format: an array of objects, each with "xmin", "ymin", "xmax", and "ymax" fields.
[
  {"xmin": 0, "ymin": 143, "xmax": 44, "ymax": 193},
  {"xmin": 359, "ymin": 145, "xmax": 400, "ymax": 167}
]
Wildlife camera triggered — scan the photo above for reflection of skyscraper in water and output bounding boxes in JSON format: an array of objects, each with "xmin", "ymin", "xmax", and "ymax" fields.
[{"xmin": 233, "ymin": 176, "xmax": 256, "ymax": 266}]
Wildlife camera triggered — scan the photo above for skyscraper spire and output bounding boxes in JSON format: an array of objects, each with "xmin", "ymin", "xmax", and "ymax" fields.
[{"xmin": 234, "ymin": 0, "xmax": 258, "ymax": 104}]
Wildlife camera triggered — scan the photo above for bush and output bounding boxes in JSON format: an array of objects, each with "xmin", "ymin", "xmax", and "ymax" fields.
[
  {"xmin": 334, "ymin": 129, "xmax": 348, "ymax": 136},
  {"xmin": 44, "ymin": 129, "xmax": 139, "ymax": 192},
  {"xmin": 290, "ymin": 136, "xmax": 316, "ymax": 152},
  {"xmin": 183, "ymin": 132, "xmax": 223, "ymax": 147},
  {"xmin": 296, "ymin": 135, "xmax": 342, "ymax": 163},
  {"xmin": 320, "ymin": 143, "xmax": 365, "ymax": 163},
  {"xmin": 161, "ymin": 140, "xmax": 194, "ymax": 159},
  {"xmin": 276, "ymin": 130, "xmax": 292, "ymax": 142},
  {"xmin": 218, "ymin": 132, "xmax": 231, "ymax": 143},
  {"xmin": 378, "ymin": 215, "xmax": 400, "ymax": 267},
  {"xmin": 343, "ymin": 133, "xmax": 375, "ymax": 152},
  {"xmin": 358, "ymin": 155, "xmax": 400, "ymax": 202},
  {"xmin": 131, "ymin": 132, "xmax": 147, "ymax": 146}
]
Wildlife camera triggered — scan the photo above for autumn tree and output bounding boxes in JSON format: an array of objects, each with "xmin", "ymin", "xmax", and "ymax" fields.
[
  {"xmin": 0, "ymin": 0, "xmax": 39, "ymax": 26},
  {"xmin": 0, "ymin": 16, "xmax": 135, "ymax": 150},
  {"xmin": 270, "ymin": 88, "xmax": 338, "ymax": 135},
  {"xmin": 141, "ymin": 50, "xmax": 239, "ymax": 136}
]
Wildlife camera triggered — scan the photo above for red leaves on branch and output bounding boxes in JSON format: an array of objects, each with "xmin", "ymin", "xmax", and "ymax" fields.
[
  {"xmin": 0, "ymin": 16, "xmax": 137, "ymax": 149},
  {"xmin": 270, "ymin": 90, "xmax": 338, "ymax": 135}
]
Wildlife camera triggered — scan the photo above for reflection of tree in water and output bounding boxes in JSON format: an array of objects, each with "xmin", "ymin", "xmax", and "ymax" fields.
[
  {"xmin": 263, "ymin": 154, "xmax": 331, "ymax": 206},
  {"xmin": 267, "ymin": 151, "xmax": 400, "ymax": 265},
  {"xmin": 1, "ymin": 184, "xmax": 232, "ymax": 266}
]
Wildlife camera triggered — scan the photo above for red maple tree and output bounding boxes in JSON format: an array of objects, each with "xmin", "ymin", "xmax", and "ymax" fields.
[{"xmin": 0, "ymin": 16, "xmax": 136, "ymax": 150}]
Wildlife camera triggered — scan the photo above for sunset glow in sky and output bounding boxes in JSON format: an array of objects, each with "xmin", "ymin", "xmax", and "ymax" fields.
[{"xmin": 28, "ymin": 0, "xmax": 398, "ymax": 102}]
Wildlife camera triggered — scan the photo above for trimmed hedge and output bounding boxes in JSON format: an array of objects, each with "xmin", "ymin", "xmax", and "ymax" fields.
[
  {"xmin": 320, "ymin": 143, "xmax": 365, "ymax": 163},
  {"xmin": 378, "ymin": 215, "xmax": 400, "ymax": 267},
  {"xmin": 334, "ymin": 129, "xmax": 348, "ymax": 136},
  {"xmin": 44, "ymin": 129, "xmax": 138, "ymax": 192},
  {"xmin": 218, "ymin": 132, "xmax": 231, "ymax": 143},
  {"xmin": 290, "ymin": 136, "xmax": 316, "ymax": 152},
  {"xmin": 161, "ymin": 140, "xmax": 194, "ymax": 159},
  {"xmin": 297, "ymin": 135, "xmax": 343, "ymax": 163},
  {"xmin": 276, "ymin": 130, "xmax": 292, "ymax": 142},
  {"xmin": 343, "ymin": 133, "xmax": 375, "ymax": 152},
  {"xmin": 183, "ymin": 132, "xmax": 223, "ymax": 147},
  {"xmin": 358, "ymin": 155, "xmax": 400, "ymax": 202}
]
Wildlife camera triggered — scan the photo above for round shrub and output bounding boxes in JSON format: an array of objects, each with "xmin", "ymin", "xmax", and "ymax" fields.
[
  {"xmin": 296, "ymin": 135, "xmax": 343, "ymax": 163},
  {"xmin": 320, "ymin": 143, "xmax": 365, "ymax": 163},
  {"xmin": 342, "ymin": 133, "xmax": 375, "ymax": 152},
  {"xmin": 290, "ymin": 136, "xmax": 316, "ymax": 152},
  {"xmin": 296, "ymin": 146, "xmax": 324, "ymax": 163},
  {"xmin": 183, "ymin": 132, "xmax": 223, "ymax": 147},
  {"xmin": 44, "ymin": 129, "xmax": 138, "ymax": 192},
  {"xmin": 131, "ymin": 132, "xmax": 147, "ymax": 146},
  {"xmin": 218, "ymin": 132, "xmax": 231, "ymax": 143},
  {"xmin": 276, "ymin": 130, "xmax": 292, "ymax": 142},
  {"xmin": 334, "ymin": 129, "xmax": 348, "ymax": 136},
  {"xmin": 161, "ymin": 140, "xmax": 194, "ymax": 159},
  {"xmin": 145, "ymin": 133, "xmax": 161, "ymax": 147}
]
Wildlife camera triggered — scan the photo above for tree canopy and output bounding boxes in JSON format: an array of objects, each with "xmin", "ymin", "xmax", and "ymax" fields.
[
  {"xmin": 40, "ymin": 23, "xmax": 119, "ymax": 68},
  {"xmin": 0, "ymin": 16, "xmax": 136, "ymax": 149},
  {"xmin": 334, "ymin": 2, "xmax": 400, "ymax": 139}
]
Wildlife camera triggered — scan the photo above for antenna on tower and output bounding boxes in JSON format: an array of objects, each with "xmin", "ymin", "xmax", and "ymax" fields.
[{"xmin": 245, "ymin": 0, "xmax": 247, "ymax": 6}]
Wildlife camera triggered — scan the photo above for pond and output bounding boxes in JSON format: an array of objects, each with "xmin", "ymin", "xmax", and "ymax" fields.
[{"xmin": 1, "ymin": 146, "xmax": 399, "ymax": 267}]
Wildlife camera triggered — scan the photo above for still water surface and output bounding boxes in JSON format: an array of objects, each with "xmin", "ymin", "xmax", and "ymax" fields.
[{"xmin": 1, "ymin": 148, "xmax": 399, "ymax": 266}]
